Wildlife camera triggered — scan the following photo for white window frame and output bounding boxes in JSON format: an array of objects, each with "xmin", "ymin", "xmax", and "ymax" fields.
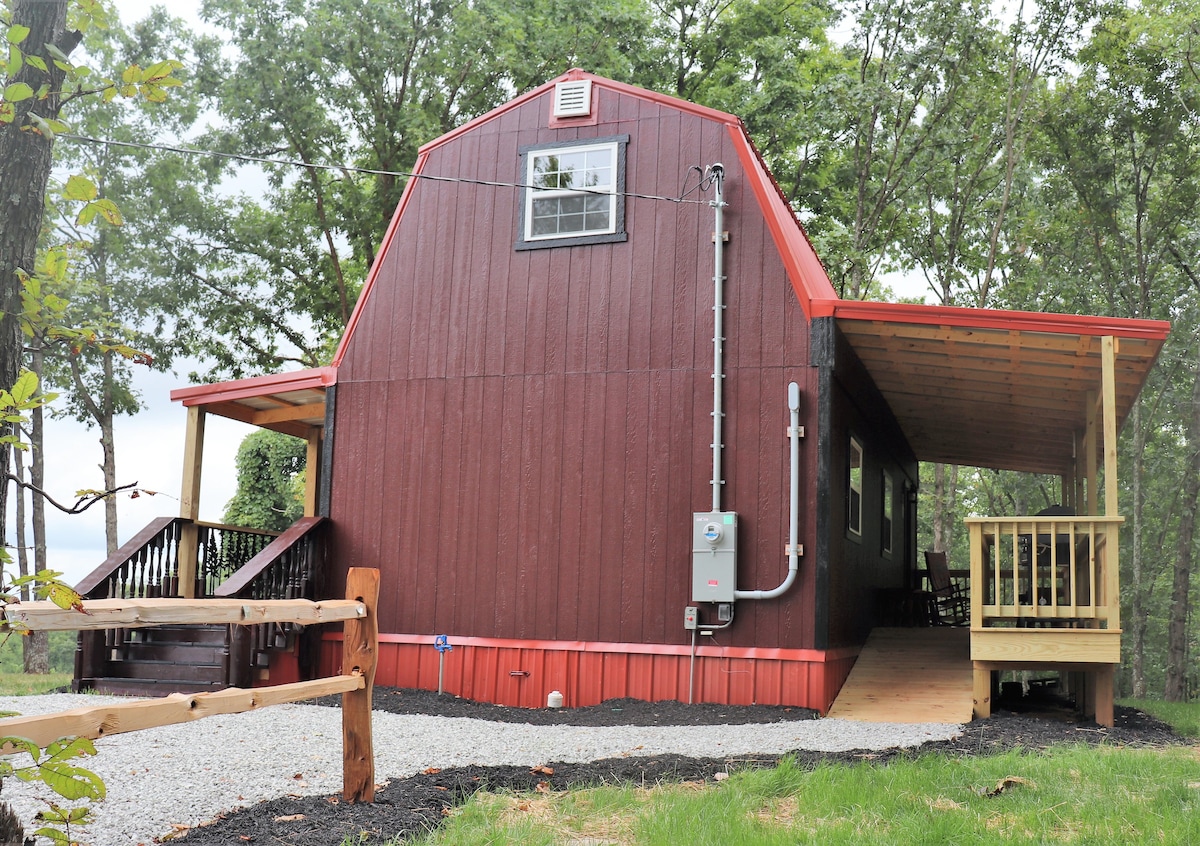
[
  {"xmin": 517, "ymin": 136, "xmax": 628, "ymax": 250},
  {"xmin": 848, "ymin": 436, "xmax": 863, "ymax": 538}
]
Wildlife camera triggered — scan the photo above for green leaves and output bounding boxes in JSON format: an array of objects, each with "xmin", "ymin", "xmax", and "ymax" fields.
[
  {"xmin": 3, "ymin": 80, "xmax": 32, "ymax": 101},
  {"xmin": 0, "ymin": 733, "xmax": 104, "ymax": 845},
  {"xmin": 114, "ymin": 59, "xmax": 184, "ymax": 102},
  {"xmin": 63, "ymin": 174, "xmax": 97, "ymax": 202},
  {"xmin": 37, "ymin": 738, "xmax": 106, "ymax": 801}
]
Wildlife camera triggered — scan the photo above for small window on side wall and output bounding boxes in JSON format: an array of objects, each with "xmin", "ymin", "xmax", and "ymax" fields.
[
  {"xmin": 881, "ymin": 471, "xmax": 894, "ymax": 556},
  {"xmin": 848, "ymin": 436, "xmax": 863, "ymax": 537},
  {"xmin": 516, "ymin": 136, "xmax": 628, "ymax": 250}
]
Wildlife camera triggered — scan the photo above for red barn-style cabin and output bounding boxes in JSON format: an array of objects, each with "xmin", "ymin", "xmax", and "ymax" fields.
[{"xmin": 76, "ymin": 71, "xmax": 1170, "ymax": 726}]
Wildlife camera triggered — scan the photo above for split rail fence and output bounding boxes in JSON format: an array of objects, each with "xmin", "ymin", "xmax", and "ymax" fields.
[{"xmin": 0, "ymin": 567, "xmax": 380, "ymax": 803}]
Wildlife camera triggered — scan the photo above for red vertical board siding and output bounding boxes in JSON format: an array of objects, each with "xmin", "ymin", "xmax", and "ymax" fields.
[
  {"xmin": 329, "ymin": 83, "xmax": 824, "ymax": 712},
  {"xmin": 320, "ymin": 635, "xmax": 848, "ymax": 712}
]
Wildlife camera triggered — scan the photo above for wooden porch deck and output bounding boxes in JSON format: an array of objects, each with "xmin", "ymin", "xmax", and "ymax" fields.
[{"xmin": 826, "ymin": 627, "xmax": 973, "ymax": 723}]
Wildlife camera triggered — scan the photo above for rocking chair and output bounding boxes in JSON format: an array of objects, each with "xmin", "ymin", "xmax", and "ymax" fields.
[{"xmin": 921, "ymin": 550, "xmax": 969, "ymax": 626}]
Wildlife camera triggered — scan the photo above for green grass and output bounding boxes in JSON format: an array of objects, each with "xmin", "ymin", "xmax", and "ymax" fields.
[
  {"xmin": 407, "ymin": 745, "xmax": 1200, "ymax": 846},
  {"xmin": 1121, "ymin": 698, "xmax": 1200, "ymax": 739},
  {"xmin": 0, "ymin": 630, "xmax": 76, "ymax": 674},
  {"xmin": 0, "ymin": 669, "xmax": 72, "ymax": 696},
  {"xmin": 0, "ymin": 630, "xmax": 76, "ymax": 696}
]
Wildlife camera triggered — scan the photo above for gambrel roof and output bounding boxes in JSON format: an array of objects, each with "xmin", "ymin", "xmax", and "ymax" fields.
[{"xmin": 178, "ymin": 71, "xmax": 1171, "ymax": 478}]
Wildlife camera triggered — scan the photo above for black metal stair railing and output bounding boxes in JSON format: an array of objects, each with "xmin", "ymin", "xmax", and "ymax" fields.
[
  {"xmin": 214, "ymin": 516, "xmax": 327, "ymax": 686},
  {"xmin": 72, "ymin": 518, "xmax": 285, "ymax": 692},
  {"xmin": 195, "ymin": 523, "xmax": 279, "ymax": 598}
]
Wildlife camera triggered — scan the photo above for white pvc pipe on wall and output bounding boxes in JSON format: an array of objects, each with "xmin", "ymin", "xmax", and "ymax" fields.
[
  {"xmin": 709, "ymin": 163, "xmax": 726, "ymax": 514},
  {"xmin": 735, "ymin": 382, "xmax": 801, "ymax": 600}
]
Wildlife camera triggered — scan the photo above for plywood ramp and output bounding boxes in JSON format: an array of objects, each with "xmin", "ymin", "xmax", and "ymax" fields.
[{"xmin": 826, "ymin": 627, "xmax": 973, "ymax": 724}]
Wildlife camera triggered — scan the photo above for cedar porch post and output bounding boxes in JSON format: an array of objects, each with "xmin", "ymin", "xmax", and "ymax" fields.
[
  {"xmin": 1101, "ymin": 337, "xmax": 1119, "ymax": 519},
  {"xmin": 304, "ymin": 429, "xmax": 321, "ymax": 517},
  {"xmin": 1084, "ymin": 392, "xmax": 1098, "ymax": 517},
  {"xmin": 1101, "ymin": 337, "xmax": 1121, "ymax": 628},
  {"xmin": 1094, "ymin": 336, "xmax": 1120, "ymax": 726},
  {"xmin": 177, "ymin": 406, "xmax": 205, "ymax": 598}
]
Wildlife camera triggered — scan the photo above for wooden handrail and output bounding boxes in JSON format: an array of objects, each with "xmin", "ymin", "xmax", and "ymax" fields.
[
  {"xmin": 0, "ymin": 568, "xmax": 379, "ymax": 803},
  {"xmin": 194, "ymin": 520, "xmax": 281, "ymax": 537},
  {"xmin": 75, "ymin": 516, "xmax": 184, "ymax": 596},
  {"xmin": 966, "ymin": 515, "xmax": 1123, "ymax": 627},
  {"xmin": 214, "ymin": 516, "xmax": 325, "ymax": 597},
  {"xmin": 5, "ymin": 597, "xmax": 365, "ymax": 631}
]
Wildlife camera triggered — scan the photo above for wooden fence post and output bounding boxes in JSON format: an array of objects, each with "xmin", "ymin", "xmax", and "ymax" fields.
[{"xmin": 341, "ymin": 568, "xmax": 379, "ymax": 802}]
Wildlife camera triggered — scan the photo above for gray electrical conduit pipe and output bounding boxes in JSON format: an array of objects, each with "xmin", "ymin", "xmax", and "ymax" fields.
[
  {"xmin": 734, "ymin": 381, "xmax": 802, "ymax": 600},
  {"xmin": 689, "ymin": 383, "xmax": 801, "ymax": 703}
]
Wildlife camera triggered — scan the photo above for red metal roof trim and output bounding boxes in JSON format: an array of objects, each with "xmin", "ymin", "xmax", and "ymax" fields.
[
  {"xmin": 169, "ymin": 365, "xmax": 336, "ymax": 407},
  {"xmin": 726, "ymin": 123, "xmax": 837, "ymax": 316},
  {"xmin": 830, "ymin": 299, "xmax": 1172, "ymax": 340},
  {"xmin": 324, "ymin": 630, "xmax": 862, "ymax": 663}
]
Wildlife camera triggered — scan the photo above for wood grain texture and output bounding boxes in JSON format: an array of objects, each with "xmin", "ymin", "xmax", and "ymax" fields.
[
  {"xmin": 341, "ymin": 567, "xmax": 379, "ymax": 803},
  {"xmin": 826, "ymin": 627, "xmax": 973, "ymax": 723},
  {"xmin": 331, "ymin": 86, "xmax": 819, "ymax": 652},
  {"xmin": 4, "ymin": 597, "xmax": 364, "ymax": 631},
  {"xmin": 0, "ymin": 675, "xmax": 363, "ymax": 751}
]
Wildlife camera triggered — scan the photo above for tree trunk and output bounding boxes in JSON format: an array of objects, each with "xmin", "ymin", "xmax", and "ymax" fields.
[
  {"xmin": 0, "ymin": 0, "xmax": 76, "ymax": 583},
  {"xmin": 25, "ymin": 346, "xmax": 50, "ymax": 673},
  {"xmin": 931, "ymin": 462, "xmax": 959, "ymax": 554},
  {"xmin": 101, "ymin": 350, "xmax": 119, "ymax": 556},
  {"xmin": 1164, "ymin": 351, "xmax": 1200, "ymax": 700},
  {"xmin": 13, "ymin": 444, "xmax": 49, "ymax": 674}
]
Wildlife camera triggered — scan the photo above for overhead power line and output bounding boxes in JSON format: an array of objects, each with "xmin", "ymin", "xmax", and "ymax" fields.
[{"xmin": 59, "ymin": 133, "xmax": 711, "ymax": 206}]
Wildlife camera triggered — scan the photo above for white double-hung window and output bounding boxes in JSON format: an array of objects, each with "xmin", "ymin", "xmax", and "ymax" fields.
[{"xmin": 517, "ymin": 136, "xmax": 628, "ymax": 249}]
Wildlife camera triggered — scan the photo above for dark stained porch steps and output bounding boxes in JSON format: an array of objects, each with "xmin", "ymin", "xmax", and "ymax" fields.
[
  {"xmin": 826, "ymin": 626, "xmax": 973, "ymax": 723},
  {"xmin": 82, "ymin": 624, "xmax": 230, "ymax": 697}
]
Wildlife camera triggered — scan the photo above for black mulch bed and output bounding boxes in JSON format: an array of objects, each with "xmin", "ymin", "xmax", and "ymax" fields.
[{"xmin": 175, "ymin": 687, "xmax": 1189, "ymax": 846}]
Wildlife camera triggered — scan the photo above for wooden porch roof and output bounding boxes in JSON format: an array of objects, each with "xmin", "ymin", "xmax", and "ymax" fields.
[
  {"xmin": 169, "ymin": 367, "xmax": 335, "ymax": 440},
  {"xmin": 825, "ymin": 301, "xmax": 1171, "ymax": 476}
]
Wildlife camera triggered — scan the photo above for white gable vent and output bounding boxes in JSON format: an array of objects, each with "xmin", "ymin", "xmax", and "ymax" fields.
[{"xmin": 553, "ymin": 80, "xmax": 593, "ymax": 117}]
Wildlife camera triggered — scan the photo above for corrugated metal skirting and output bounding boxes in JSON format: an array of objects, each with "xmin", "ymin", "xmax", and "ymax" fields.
[{"xmin": 320, "ymin": 633, "xmax": 856, "ymax": 713}]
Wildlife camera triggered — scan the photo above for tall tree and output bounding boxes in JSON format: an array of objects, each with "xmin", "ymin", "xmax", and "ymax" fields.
[
  {"xmin": 1014, "ymin": 0, "xmax": 1200, "ymax": 698},
  {"xmin": 130, "ymin": 0, "xmax": 657, "ymax": 381},
  {"xmin": 0, "ymin": 0, "xmax": 78, "ymax": 582},
  {"xmin": 803, "ymin": 0, "xmax": 998, "ymax": 299},
  {"xmin": 1, "ymin": 0, "xmax": 181, "ymax": 553},
  {"xmin": 45, "ymin": 6, "xmax": 199, "ymax": 554}
]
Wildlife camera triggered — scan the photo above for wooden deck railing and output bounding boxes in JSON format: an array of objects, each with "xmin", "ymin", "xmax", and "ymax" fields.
[
  {"xmin": 76, "ymin": 517, "xmax": 188, "ymax": 600},
  {"xmin": 76, "ymin": 519, "xmax": 284, "ymax": 602},
  {"xmin": 965, "ymin": 515, "xmax": 1123, "ymax": 629}
]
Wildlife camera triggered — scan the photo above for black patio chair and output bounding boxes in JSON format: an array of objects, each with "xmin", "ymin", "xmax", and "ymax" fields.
[{"xmin": 921, "ymin": 550, "xmax": 969, "ymax": 626}]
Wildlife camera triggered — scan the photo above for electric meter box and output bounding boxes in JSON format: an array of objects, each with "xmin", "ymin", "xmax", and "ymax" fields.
[{"xmin": 692, "ymin": 511, "xmax": 738, "ymax": 603}]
